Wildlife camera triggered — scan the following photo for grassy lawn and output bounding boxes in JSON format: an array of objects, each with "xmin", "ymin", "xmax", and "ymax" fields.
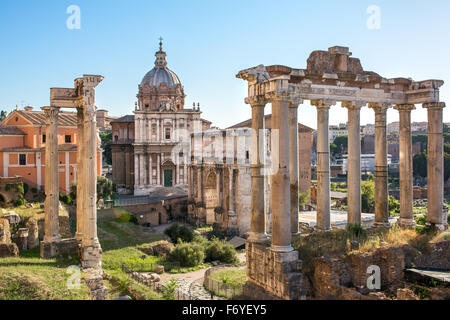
[
  {"xmin": 0, "ymin": 248, "xmax": 90, "ymax": 300},
  {"xmin": 209, "ymin": 268, "xmax": 247, "ymax": 287}
]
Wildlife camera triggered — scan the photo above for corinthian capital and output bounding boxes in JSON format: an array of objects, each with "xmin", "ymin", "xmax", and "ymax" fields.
[
  {"xmin": 342, "ymin": 100, "xmax": 366, "ymax": 110},
  {"xmin": 394, "ymin": 104, "xmax": 416, "ymax": 112},
  {"xmin": 310, "ymin": 99, "xmax": 336, "ymax": 109},
  {"xmin": 245, "ymin": 96, "xmax": 268, "ymax": 106},
  {"xmin": 42, "ymin": 106, "xmax": 60, "ymax": 126},
  {"xmin": 423, "ymin": 102, "xmax": 446, "ymax": 110},
  {"xmin": 368, "ymin": 102, "xmax": 391, "ymax": 113}
]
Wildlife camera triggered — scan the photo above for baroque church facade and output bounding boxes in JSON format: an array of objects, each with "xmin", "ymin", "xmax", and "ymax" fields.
[{"xmin": 111, "ymin": 41, "xmax": 211, "ymax": 195}]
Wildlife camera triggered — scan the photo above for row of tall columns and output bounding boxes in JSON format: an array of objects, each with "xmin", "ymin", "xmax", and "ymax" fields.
[{"xmin": 41, "ymin": 105, "xmax": 102, "ymax": 267}]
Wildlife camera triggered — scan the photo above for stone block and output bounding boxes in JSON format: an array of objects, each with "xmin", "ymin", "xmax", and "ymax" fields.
[
  {"xmin": 26, "ymin": 218, "xmax": 39, "ymax": 249},
  {"xmin": 3, "ymin": 213, "xmax": 20, "ymax": 225},
  {"xmin": 0, "ymin": 242, "xmax": 19, "ymax": 257},
  {"xmin": 40, "ymin": 238, "xmax": 80, "ymax": 259},
  {"xmin": 0, "ymin": 218, "xmax": 11, "ymax": 243},
  {"xmin": 396, "ymin": 288, "xmax": 418, "ymax": 300}
]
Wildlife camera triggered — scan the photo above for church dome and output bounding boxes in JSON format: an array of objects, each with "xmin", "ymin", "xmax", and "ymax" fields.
[
  {"xmin": 140, "ymin": 67, "xmax": 181, "ymax": 88},
  {"xmin": 140, "ymin": 40, "xmax": 181, "ymax": 88}
]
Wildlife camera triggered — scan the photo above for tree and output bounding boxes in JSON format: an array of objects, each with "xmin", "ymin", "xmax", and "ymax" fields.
[
  {"xmin": 0, "ymin": 111, "xmax": 7, "ymax": 121},
  {"xmin": 361, "ymin": 180, "xmax": 375, "ymax": 213},
  {"xmin": 96, "ymin": 175, "xmax": 116, "ymax": 204},
  {"xmin": 330, "ymin": 135, "xmax": 348, "ymax": 156},
  {"xmin": 99, "ymin": 132, "xmax": 112, "ymax": 165},
  {"xmin": 413, "ymin": 152, "xmax": 427, "ymax": 178}
]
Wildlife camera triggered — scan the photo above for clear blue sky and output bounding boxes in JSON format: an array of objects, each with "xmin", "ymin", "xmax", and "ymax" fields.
[{"xmin": 1, "ymin": 0, "xmax": 449, "ymax": 129}]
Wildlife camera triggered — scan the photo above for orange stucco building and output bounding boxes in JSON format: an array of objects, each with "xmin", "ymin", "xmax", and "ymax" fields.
[{"xmin": 0, "ymin": 107, "xmax": 102, "ymax": 193}]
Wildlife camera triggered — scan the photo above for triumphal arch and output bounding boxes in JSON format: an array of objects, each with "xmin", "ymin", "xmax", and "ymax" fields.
[
  {"xmin": 40, "ymin": 75, "xmax": 103, "ymax": 269},
  {"xmin": 237, "ymin": 46, "xmax": 447, "ymax": 299}
]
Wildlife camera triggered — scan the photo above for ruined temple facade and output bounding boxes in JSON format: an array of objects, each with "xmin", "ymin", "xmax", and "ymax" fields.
[
  {"xmin": 187, "ymin": 116, "xmax": 313, "ymax": 237},
  {"xmin": 238, "ymin": 46, "xmax": 447, "ymax": 300},
  {"xmin": 111, "ymin": 41, "xmax": 211, "ymax": 195}
]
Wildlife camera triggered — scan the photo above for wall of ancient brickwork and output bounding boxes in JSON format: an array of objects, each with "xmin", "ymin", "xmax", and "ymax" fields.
[{"xmin": 244, "ymin": 242, "xmax": 310, "ymax": 300}]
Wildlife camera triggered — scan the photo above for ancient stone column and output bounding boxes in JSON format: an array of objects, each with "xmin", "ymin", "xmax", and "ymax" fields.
[
  {"xmin": 343, "ymin": 101, "xmax": 363, "ymax": 225},
  {"xmin": 289, "ymin": 100, "xmax": 302, "ymax": 234},
  {"xmin": 75, "ymin": 107, "xmax": 85, "ymax": 241},
  {"xmin": 311, "ymin": 100, "xmax": 334, "ymax": 231},
  {"xmin": 42, "ymin": 106, "xmax": 61, "ymax": 244},
  {"xmin": 81, "ymin": 105, "xmax": 102, "ymax": 268},
  {"xmin": 247, "ymin": 97, "xmax": 269, "ymax": 243},
  {"xmin": 369, "ymin": 103, "xmax": 390, "ymax": 228},
  {"xmin": 270, "ymin": 93, "xmax": 292, "ymax": 252},
  {"xmin": 394, "ymin": 104, "xmax": 416, "ymax": 228},
  {"xmin": 423, "ymin": 102, "xmax": 448, "ymax": 230}
]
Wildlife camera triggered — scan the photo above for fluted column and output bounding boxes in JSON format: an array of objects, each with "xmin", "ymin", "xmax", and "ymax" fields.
[
  {"xmin": 312, "ymin": 100, "xmax": 334, "ymax": 231},
  {"xmin": 42, "ymin": 106, "xmax": 61, "ymax": 244},
  {"xmin": 76, "ymin": 107, "xmax": 85, "ymax": 240},
  {"xmin": 270, "ymin": 93, "xmax": 292, "ymax": 252},
  {"xmin": 81, "ymin": 105, "xmax": 102, "ymax": 268},
  {"xmin": 247, "ymin": 97, "xmax": 269, "ymax": 243},
  {"xmin": 424, "ymin": 102, "xmax": 448, "ymax": 230},
  {"xmin": 289, "ymin": 100, "xmax": 302, "ymax": 234},
  {"xmin": 394, "ymin": 104, "xmax": 416, "ymax": 228},
  {"xmin": 343, "ymin": 101, "xmax": 363, "ymax": 225},
  {"xmin": 369, "ymin": 103, "xmax": 390, "ymax": 228}
]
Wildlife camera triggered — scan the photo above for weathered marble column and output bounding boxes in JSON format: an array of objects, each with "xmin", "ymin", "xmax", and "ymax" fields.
[
  {"xmin": 42, "ymin": 106, "xmax": 61, "ymax": 244},
  {"xmin": 247, "ymin": 97, "xmax": 269, "ymax": 243},
  {"xmin": 394, "ymin": 104, "xmax": 416, "ymax": 228},
  {"xmin": 369, "ymin": 103, "xmax": 390, "ymax": 228},
  {"xmin": 270, "ymin": 93, "xmax": 292, "ymax": 252},
  {"xmin": 81, "ymin": 105, "xmax": 102, "ymax": 268},
  {"xmin": 75, "ymin": 107, "xmax": 85, "ymax": 241},
  {"xmin": 343, "ymin": 101, "xmax": 363, "ymax": 225},
  {"xmin": 311, "ymin": 99, "xmax": 334, "ymax": 231},
  {"xmin": 289, "ymin": 100, "xmax": 302, "ymax": 234},
  {"xmin": 424, "ymin": 102, "xmax": 448, "ymax": 230}
]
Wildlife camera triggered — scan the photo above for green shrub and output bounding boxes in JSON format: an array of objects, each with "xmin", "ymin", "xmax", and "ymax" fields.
[
  {"xmin": 59, "ymin": 193, "xmax": 72, "ymax": 205},
  {"xmin": 346, "ymin": 223, "xmax": 367, "ymax": 238},
  {"xmin": 415, "ymin": 215, "xmax": 428, "ymax": 226},
  {"xmin": 168, "ymin": 242, "xmax": 205, "ymax": 267},
  {"xmin": 164, "ymin": 223, "xmax": 194, "ymax": 243},
  {"xmin": 117, "ymin": 213, "xmax": 138, "ymax": 224},
  {"xmin": 23, "ymin": 183, "xmax": 29, "ymax": 195},
  {"xmin": 13, "ymin": 198, "xmax": 26, "ymax": 207},
  {"xmin": 31, "ymin": 188, "xmax": 37, "ymax": 194},
  {"xmin": 5, "ymin": 184, "xmax": 11, "ymax": 191},
  {"xmin": 438, "ymin": 232, "xmax": 450, "ymax": 240},
  {"xmin": 388, "ymin": 196, "xmax": 400, "ymax": 215},
  {"xmin": 161, "ymin": 279, "xmax": 178, "ymax": 300},
  {"xmin": 205, "ymin": 238, "xmax": 237, "ymax": 264}
]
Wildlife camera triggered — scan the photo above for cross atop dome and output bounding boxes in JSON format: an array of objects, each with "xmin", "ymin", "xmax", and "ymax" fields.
[
  {"xmin": 154, "ymin": 37, "xmax": 167, "ymax": 67},
  {"xmin": 159, "ymin": 37, "xmax": 163, "ymax": 51}
]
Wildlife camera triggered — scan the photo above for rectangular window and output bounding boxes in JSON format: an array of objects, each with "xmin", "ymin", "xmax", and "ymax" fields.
[
  {"xmin": 42, "ymin": 134, "xmax": 46, "ymax": 143},
  {"xmin": 165, "ymin": 128, "xmax": 171, "ymax": 140},
  {"xmin": 65, "ymin": 135, "xmax": 72, "ymax": 143},
  {"xmin": 19, "ymin": 154, "xmax": 26, "ymax": 166}
]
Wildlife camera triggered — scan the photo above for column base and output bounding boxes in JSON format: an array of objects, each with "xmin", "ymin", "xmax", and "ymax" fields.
[
  {"xmin": 372, "ymin": 221, "xmax": 391, "ymax": 229},
  {"xmin": 40, "ymin": 238, "xmax": 80, "ymax": 259},
  {"xmin": 270, "ymin": 244, "xmax": 294, "ymax": 252},
  {"xmin": 397, "ymin": 218, "xmax": 416, "ymax": 229},
  {"xmin": 431, "ymin": 223, "xmax": 449, "ymax": 232},
  {"xmin": 247, "ymin": 232, "xmax": 269, "ymax": 243},
  {"xmin": 40, "ymin": 240, "xmax": 60, "ymax": 259},
  {"xmin": 314, "ymin": 226, "xmax": 332, "ymax": 232},
  {"xmin": 81, "ymin": 242, "xmax": 103, "ymax": 269}
]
